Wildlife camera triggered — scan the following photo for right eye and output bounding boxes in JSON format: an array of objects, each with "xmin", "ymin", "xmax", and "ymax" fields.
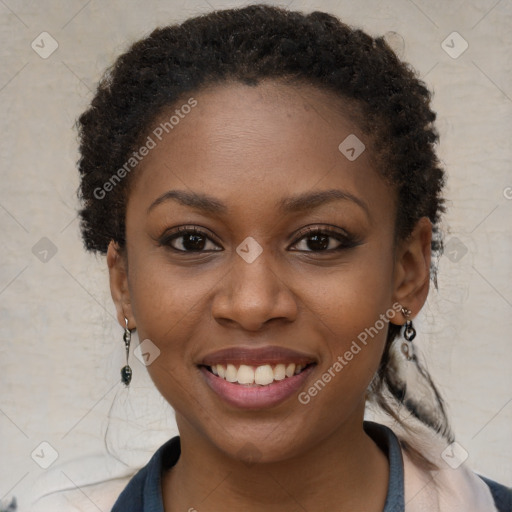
[{"xmin": 159, "ymin": 226, "xmax": 223, "ymax": 253}]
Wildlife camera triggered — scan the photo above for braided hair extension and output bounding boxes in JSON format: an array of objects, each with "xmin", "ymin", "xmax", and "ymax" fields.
[{"xmin": 77, "ymin": 4, "xmax": 451, "ymax": 461}]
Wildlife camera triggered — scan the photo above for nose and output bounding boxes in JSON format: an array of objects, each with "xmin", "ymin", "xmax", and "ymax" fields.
[{"xmin": 211, "ymin": 243, "xmax": 298, "ymax": 332}]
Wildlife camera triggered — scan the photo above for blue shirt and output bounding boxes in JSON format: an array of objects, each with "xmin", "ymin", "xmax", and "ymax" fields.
[{"xmin": 111, "ymin": 421, "xmax": 511, "ymax": 511}]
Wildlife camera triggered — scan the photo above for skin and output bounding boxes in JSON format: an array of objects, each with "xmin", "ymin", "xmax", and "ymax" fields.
[{"xmin": 107, "ymin": 80, "xmax": 432, "ymax": 511}]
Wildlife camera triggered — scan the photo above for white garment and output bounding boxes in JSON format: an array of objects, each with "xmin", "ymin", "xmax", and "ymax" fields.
[
  {"xmin": 29, "ymin": 453, "xmax": 134, "ymax": 512},
  {"xmin": 400, "ymin": 431, "xmax": 499, "ymax": 512}
]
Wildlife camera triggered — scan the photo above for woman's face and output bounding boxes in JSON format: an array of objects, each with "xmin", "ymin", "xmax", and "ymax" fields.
[{"xmin": 108, "ymin": 80, "xmax": 430, "ymax": 463}]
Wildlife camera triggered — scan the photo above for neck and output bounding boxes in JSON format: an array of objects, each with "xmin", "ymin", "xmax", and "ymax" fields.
[{"xmin": 162, "ymin": 408, "xmax": 389, "ymax": 511}]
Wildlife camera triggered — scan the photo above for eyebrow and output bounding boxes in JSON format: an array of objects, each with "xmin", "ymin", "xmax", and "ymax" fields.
[{"xmin": 147, "ymin": 188, "xmax": 369, "ymax": 217}]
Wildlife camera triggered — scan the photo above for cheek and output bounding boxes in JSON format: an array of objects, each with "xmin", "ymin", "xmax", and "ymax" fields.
[
  {"xmin": 307, "ymin": 242, "xmax": 395, "ymax": 340},
  {"xmin": 125, "ymin": 248, "xmax": 225, "ymax": 398},
  {"xmin": 127, "ymin": 247, "xmax": 215, "ymax": 337},
  {"xmin": 299, "ymin": 247, "xmax": 395, "ymax": 404},
  {"xmin": 126, "ymin": 259, "xmax": 210, "ymax": 407},
  {"xmin": 297, "ymin": 298, "xmax": 392, "ymax": 424}
]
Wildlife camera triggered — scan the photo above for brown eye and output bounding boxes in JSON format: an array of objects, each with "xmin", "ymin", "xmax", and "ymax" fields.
[
  {"xmin": 159, "ymin": 227, "xmax": 222, "ymax": 252},
  {"xmin": 290, "ymin": 227, "xmax": 359, "ymax": 253}
]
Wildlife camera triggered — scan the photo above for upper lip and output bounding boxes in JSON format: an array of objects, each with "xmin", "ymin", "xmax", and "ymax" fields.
[{"xmin": 199, "ymin": 346, "xmax": 317, "ymax": 367}]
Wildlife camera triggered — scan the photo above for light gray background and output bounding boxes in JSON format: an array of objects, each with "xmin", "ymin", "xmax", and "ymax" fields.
[{"xmin": 1, "ymin": 0, "xmax": 511, "ymax": 510}]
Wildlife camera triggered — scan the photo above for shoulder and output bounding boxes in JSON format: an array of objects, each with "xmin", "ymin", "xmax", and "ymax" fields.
[
  {"xmin": 111, "ymin": 435, "xmax": 181, "ymax": 512},
  {"xmin": 478, "ymin": 475, "xmax": 512, "ymax": 512},
  {"xmin": 378, "ymin": 420, "xmax": 509, "ymax": 512},
  {"xmin": 110, "ymin": 465, "xmax": 148, "ymax": 511},
  {"xmin": 30, "ymin": 437, "xmax": 181, "ymax": 512},
  {"xmin": 28, "ymin": 451, "xmax": 137, "ymax": 512}
]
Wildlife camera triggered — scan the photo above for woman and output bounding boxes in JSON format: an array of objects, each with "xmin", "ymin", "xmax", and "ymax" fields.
[{"xmin": 74, "ymin": 4, "xmax": 510, "ymax": 511}]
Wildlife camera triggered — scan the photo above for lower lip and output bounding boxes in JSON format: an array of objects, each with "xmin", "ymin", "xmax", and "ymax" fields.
[{"xmin": 199, "ymin": 364, "xmax": 316, "ymax": 410}]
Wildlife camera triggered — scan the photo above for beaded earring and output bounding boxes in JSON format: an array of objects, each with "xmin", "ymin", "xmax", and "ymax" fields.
[
  {"xmin": 121, "ymin": 317, "xmax": 133, "ymax": 386},
  {"xmin": 400, "ymin": 307, "xmax": 416, "ymax": 361}
]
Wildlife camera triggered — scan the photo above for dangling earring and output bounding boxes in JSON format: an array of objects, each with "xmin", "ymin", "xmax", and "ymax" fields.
[
  {"xmin": 121, "ymin": 317, "xmax": 132, "ymax": 386},
  {"xmin": 400, "ymin": 307, "xmax": 416, "ymax": 361}
]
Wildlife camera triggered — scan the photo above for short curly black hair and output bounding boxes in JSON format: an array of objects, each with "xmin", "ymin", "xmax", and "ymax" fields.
[{"xmin": 76, "ymin": 4, "xmax": 451, "ymax": 448}]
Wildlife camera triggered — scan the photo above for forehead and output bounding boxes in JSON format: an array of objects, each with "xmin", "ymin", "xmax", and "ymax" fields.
[{"xmin": 128, "ymin": 80, "xmax": 393, "ymax": 223}]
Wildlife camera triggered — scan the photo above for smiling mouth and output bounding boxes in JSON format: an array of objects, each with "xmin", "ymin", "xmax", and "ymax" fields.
[{"xmin": 201, "ymin": 362, "xmax": 316, "ymax": 386}]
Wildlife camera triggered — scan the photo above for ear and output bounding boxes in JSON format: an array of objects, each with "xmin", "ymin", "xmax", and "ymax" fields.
[
  {"xmin": 106, "ymin": 240, "xmax": 135, "ymax": 329},
  {"xmin": 390, "ymin": 217, "xmax": 432, "ymax": 325}
]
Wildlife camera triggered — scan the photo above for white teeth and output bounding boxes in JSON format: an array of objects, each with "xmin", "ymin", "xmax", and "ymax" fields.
[
  {"xmin": 225, "ymin": 364, "xmax": 238, "ymax": 382},
  {"xmin": 254, "ymin": 365, "xmax": 274, "ymax": 385},
  {"xmin": 208, "ymin": 362, "xmax": 310, "ymax": 386},
  {"xmin": 274, "ymin": 363, "xmax": 286, "ymax": 381},
  {"xmin": 216, "ymin": 364, "xmax": 225, "ymax": 379},
  {"xmin": 237, "ymin": 365, "xmax": 254, "ymax": 385}
]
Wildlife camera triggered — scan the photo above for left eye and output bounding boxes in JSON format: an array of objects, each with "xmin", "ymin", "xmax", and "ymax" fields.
[{"xmin": 290, "ymin": 228, "xmax": 355, "ymax": 252}]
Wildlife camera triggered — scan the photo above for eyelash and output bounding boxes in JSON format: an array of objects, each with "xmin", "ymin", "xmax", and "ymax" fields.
[{"xmin": 158, "ymin": 225, "xmax": 359, "ymax": 254}]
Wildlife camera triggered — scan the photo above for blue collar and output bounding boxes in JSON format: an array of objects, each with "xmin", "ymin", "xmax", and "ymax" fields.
[{"xmin": 112, "ymin": 421, "xmax": 405, "ymax": 511}]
